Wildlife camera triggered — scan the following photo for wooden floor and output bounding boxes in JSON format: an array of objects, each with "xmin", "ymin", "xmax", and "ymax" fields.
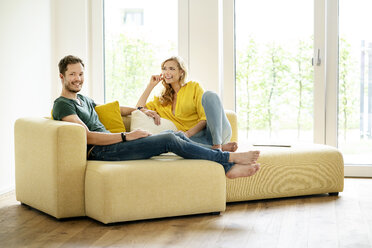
[{"xmin": 1, "ymin": 178, "xmax": 372, "ymax": 248}]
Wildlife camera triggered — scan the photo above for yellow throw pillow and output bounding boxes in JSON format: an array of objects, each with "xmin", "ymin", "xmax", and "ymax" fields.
[{"xmin": 95, "ymin": 101, "xmax": 126, "ymax": 133}]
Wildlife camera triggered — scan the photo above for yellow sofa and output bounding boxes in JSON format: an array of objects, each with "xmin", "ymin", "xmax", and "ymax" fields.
[{"xmin": 14, "ymin": 111, "xmax": 344, "ymax": 224}]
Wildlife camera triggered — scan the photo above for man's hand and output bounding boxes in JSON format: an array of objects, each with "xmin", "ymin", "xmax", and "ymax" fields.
[
  {"xmin": 126, "ymin": 129, "xmax": 152, "ymax": 141},
  {"xmin": 142, "ymin": 109, "xmax": 161, "ymax": 125}
]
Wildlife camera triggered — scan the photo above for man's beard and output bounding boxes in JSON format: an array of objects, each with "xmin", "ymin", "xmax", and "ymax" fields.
[{"xmin": 65, "ymin": 81, "xmax": 82, "ymax": 93}]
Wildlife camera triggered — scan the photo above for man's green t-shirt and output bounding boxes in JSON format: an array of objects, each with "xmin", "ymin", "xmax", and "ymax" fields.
[{"xmin": 52, "ymin": 94, "xmax": 109, "ymax": 133}]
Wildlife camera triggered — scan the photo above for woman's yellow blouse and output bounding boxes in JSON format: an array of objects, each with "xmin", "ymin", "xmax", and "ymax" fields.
[{"xmin": 146, "ymin": 81, "xmax": 207, "ymax": 132}]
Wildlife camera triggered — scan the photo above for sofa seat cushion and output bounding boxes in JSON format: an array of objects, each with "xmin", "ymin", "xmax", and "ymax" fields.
[
  {"xmin": 85, "ymin": 156, "xmax": 226, "ymax": 224},
  {"xmin": 226, "ymin": 144, "xmax": 344, "ymax": 202}
]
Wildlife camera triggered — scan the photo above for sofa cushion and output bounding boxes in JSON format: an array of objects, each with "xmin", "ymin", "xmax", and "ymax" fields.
[
  {"xmin": 226, "ymin": 144, "xmax": 344, "ymax": 202},
  {"xmin": 85, "ymin": 157, "xmax": 226, "ymax": 224},
  {"xmin": 130, "ymin": 110, "xmax": 177, "ymax": 133},
  {"xmin": 95, "ymin": 101, "xmax": 126, "ymax": 133}
]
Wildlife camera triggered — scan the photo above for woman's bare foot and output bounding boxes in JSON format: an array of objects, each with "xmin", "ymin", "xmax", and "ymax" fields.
[
  {"xmin": 228, "ymin": 150, "xmax": 260, "ymax": 165},
  {"xmin": 211, "ymin": 144, "xmax": 222, "ymax": 150},
  {"xmin": 222, "ymin": 142, "xmax": 238, "ymax": 152},
  {"xmin": 211, "ymin": 142, "xmax": 238, "ymax": 152},
  {"xmin": 226, "ymin": 163, "xmax": 260, "ymax": 179}
]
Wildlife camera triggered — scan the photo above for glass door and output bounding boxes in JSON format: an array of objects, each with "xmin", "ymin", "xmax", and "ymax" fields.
[
  {"xmin": 339, "ymin": 0, "xmax": 372, "ymax": 170},
  {"xmin": 235, "ymin": 0, "xmax": 314, "ymax": 146},
  {"xmin": 235, "ymin": 0, "xmax": 372, "ymax": 176}
]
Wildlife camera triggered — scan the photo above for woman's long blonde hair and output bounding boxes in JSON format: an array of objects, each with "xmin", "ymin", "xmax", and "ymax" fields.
[{"xmin": 159, "ymin": 56, "xmax": 188, "ymax": 106}]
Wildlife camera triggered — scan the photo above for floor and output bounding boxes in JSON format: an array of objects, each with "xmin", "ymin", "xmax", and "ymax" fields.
[{"xmin": 0, "ymin": 178, "xmax": 371, "ymax": 248}]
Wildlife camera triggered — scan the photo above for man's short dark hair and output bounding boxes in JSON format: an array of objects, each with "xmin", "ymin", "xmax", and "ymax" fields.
[{"xmin": 58, "ymin": 55, "xmax": 85, "ymax": 76}]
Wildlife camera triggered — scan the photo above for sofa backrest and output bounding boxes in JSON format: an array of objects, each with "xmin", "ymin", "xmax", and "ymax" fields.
[
  {"xmin": 225, "ymin": 110, "xmax": 238, "ymax": 142},
  {"xmin": 122, "ymin": 115, "xmax": 131, "ymax": 131}
]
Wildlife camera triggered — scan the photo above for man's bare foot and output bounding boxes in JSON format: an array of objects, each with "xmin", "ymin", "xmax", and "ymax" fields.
[
  {"xmin": 226, "ymin": 163, "xmax": 260, "ymax": 179},
  {"xmin": 228, "ymin": 150, "xmax": 260, "ymax": 165},
  {"xmin": 222, "ymin": 142, "xmax": 238, "ymax": 152}
]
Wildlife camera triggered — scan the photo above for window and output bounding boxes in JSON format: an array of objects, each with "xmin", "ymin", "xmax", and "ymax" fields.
[
  {"xmin": 104, "ymin": 0, "xmax": 178, "ymax": 106},
  {"xmin": 235, "ymin": 0, "xmax": 314, "ymax": 146}
]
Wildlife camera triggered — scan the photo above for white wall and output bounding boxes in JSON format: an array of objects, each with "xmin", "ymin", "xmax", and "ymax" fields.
[
  {"xmin": 51, "ymin": 0, "xmax": 94, "ymax": 99},
  {"xmin": 0, "ymin": 0, "xmax": 53, "ymax": 194},
  {"xmin": 0, "ymin": 0, "xmax": 102, "ymax": 194},
  {"xmin": 188, "ymin": 0, "xmax": 220, "ymax": 94}
]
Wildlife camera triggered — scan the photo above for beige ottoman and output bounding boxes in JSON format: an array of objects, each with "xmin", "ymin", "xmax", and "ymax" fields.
[
  {"xmin": 85, "ymin": 156, "xmax": 227, "ymax": 224},
  {"xmin": 227, "ymin": 144, "xmax": 344, "ymax": 202}
]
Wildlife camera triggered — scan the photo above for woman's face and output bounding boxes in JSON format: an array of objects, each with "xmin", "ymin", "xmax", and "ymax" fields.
[{"xmin": 162, "ymin": 60, "xmax": 183, "ymax": 84}]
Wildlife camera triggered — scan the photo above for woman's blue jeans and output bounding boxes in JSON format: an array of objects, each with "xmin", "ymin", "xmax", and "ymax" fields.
[
  {"xmin": 189, "ymin": 91, "xmax": 232, "ymax": 148},
  {"xmin": 88, "ymin": 131, "xmax": 234, "ymax": 172}
]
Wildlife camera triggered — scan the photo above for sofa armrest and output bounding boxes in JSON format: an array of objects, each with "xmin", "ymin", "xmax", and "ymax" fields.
[
  {"xmin": 14, "ymin": 117, "xmax": 87, "ymax": 218},
  {"xmin": 225, "ymin": 110, "xmax": 238, "ymax": 142}
]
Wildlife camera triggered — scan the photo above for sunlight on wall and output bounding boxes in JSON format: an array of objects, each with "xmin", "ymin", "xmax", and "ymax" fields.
[{"xmin": 0, "ymin": 0, "xmax": 53, "ymax": 193}]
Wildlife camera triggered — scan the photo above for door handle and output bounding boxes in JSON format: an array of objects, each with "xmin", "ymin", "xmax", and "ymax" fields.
[
  {"xmin": 312, "ymin": 49, "xmax": 321, "ymax": 66},
  {"xmin": 311, "ymin": 48, "xmax": 322, "ymax": 66}
]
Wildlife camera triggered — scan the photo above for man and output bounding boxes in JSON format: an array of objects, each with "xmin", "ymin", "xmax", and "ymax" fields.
[{"xmin": 52, "ymin": 55, "xmax": 260, "ymax": 179}]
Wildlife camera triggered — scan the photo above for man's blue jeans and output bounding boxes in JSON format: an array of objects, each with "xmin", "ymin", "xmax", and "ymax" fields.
[
  {"xmin": 88, "ymin": 131, "xmax": 234, "ymax": 172},
  {"xmin": 190, "ymin": 91, "xmax": 232, "ymax": 148}
]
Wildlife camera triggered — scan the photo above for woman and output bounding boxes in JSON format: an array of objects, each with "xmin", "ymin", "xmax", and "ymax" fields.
[{"xmin": 136, "ymin": 56, "xmax": 238, "ymax": 152}]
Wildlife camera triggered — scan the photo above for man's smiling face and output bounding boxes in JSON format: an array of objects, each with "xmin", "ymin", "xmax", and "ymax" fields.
[{"xmin": 61, "ymin": 63, "xmax": 84, "ymax": 93}]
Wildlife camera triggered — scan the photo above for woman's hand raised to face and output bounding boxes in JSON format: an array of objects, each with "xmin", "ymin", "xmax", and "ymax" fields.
[
  {"xmin": 136, "ymin": 75, "xmax": 163, "ymax": 109},
  {"xmin": 149, "ymin": 74, "xmax": 164, "ymax": 88}
]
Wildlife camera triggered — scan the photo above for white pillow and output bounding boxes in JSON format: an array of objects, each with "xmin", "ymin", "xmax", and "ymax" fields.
[{"xmin": 130, "ymin": 110, "xmax": 178, "ymax": 134}]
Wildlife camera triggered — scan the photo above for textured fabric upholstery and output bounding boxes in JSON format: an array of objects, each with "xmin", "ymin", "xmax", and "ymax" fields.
[
  {"xmin": 226, "ymin": 144, "xmax": 344, "ymax": 202},
  {"xmin": 14, "ymin": 111, "xmax": 344, "ymax": 224},
  {"xmin": 14, "ymin": 118, "xmax": 86, "ymax": 218},
  {"xmin": 85, "ymin": 159, "xmax": 226, "ymax": 224},
  {"xmin": 14, "ymin": 116, "xmax": 229, "ymax": 222},
  {"xmin": 225, "ymin": 110, "xmax": 238, "ymax": 142}
]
